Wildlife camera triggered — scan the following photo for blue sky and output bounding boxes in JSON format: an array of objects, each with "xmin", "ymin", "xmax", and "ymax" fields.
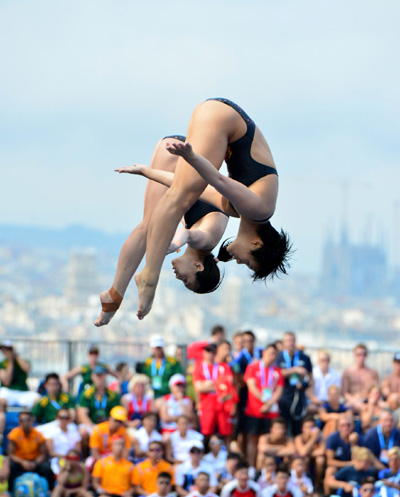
[{"xmin": 1, "ymin": 0, "xmax": 399, "ymax": 273}]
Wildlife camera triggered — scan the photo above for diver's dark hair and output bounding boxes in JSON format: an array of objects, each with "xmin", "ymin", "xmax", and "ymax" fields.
[
  {"xmin": 217, "ymin": 237, "xmax": 234, "ymax": 262},
  {"xmin": 193, "ymin": 253, "xmax": 223, "ymax": 294}
]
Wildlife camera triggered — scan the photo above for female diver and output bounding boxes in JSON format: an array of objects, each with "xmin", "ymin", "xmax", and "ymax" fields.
[
  {"xmin": 95, "ymin": 136, "xmax": 228, "ymax": 327},
  {"xmin": 135, "ymin": 98, "xmax": 292, "ymax": 320}
]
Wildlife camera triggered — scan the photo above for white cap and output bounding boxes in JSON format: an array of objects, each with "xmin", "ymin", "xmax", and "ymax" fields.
[
  {"xmin": 169, "ymin": 374, "xmax": 186, "ymax": 388},
  {"xmin": 0, "ymin": 340, "xmax": 13, "ymax": 348},
  {"xmin": 149, "ymin": 334, "xmax": 165, "ymax": 348},
  {"xmin": 189, "ymin": 439, "xmax": 204, "ymax": 451}
]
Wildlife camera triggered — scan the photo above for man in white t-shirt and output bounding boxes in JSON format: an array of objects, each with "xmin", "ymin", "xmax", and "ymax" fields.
[
  {"xmin": 166, "ymin": 415, "xmax": 203, "ymax": 463},
  {"xmin": 312, "ymin": 351, "xmax": 341, "ymax": 403},
  {"xmin": 203, "ymin": 435, "xmax": 227, "ymax": 477},
  {"xmin": 187, "ymin": 472, "xmax": 219, "ymax": 497}
]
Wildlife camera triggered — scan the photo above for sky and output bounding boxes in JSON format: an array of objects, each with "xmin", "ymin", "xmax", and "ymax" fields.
[{"xmin": 1, "ymin": 0, "xmax": 399, "ymax": 274}]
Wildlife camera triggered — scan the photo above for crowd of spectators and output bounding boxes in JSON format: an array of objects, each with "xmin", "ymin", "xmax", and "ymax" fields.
[{"xmin": 1, "ymin": 328, "xmax": 400, "ymax": 497}]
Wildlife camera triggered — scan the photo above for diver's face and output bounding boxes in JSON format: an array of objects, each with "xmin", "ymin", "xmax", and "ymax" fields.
[
  {"xmin": 171, "ymin": 256, "xmax": 200, "ymax": 290},
  {"xmin": 226, "ymin": 239, "xmax": 260, "ymax": 272}
]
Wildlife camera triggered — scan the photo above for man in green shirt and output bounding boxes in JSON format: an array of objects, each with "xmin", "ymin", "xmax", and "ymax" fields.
[
  {"xmin": 32, "ymin": 372, "xmax": 75, "ymax": 425},
  {"xmin": 142, "ymin": 335, "xmax": 183, "ymax": 398}
]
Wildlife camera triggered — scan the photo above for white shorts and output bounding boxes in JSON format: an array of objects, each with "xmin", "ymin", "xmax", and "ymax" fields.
[{"xmin": 0, "ymin": 387, "xmax": 40, "ymax": 408}]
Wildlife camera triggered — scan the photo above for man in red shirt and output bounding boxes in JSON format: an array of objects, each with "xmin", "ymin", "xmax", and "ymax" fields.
[
  {"xmin": 193, "ymin": 344, "xmax": 235, "ymax": 444},
  {"xmin": 244, "ymin": 343, "xmax": 284, "ymax": 468}
]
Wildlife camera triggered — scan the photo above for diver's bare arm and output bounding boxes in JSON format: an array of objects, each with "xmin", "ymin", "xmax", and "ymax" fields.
[{"xmin": 115, "ymin": 165, "xmax": 174, "ymax": 187}]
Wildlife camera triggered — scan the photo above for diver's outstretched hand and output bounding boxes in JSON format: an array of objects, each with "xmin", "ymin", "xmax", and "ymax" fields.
[
  {"xmin": 166, "ymin": 141, "xmax": 195, "ymax": 162},
  {"xmin": 115, "ymin": 164, "xmax": 148, "ymax": 175}
]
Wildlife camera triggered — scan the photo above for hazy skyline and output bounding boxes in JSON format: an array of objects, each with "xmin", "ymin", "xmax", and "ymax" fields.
[{"xmin": 1, "ymin": 0, "xmax": 399, "ymax": 274}]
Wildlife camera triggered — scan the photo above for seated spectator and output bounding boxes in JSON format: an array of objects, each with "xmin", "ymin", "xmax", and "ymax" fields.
[
  {"xmin": 45, "ymin": 408, "xmax": 82, "ymax": 475},
  {"xmin": 0, "ymin": 341, "xmax": 39, "ymax": 439},
  {"xmin": 121, "ymin": 374, "xmax": 154, "ymax": 431},
  {"xmin": 360, "ymin": 386, "xmax": 389, "ymax": 432},
  {"xmin": 257, "ymin": 418, "xmax": 296, "ymax": 469},
  {"xmin": 203, "ymin": 435, "xmax": 227, "ymax": 478},
  {"xmin": 289, "ymin": 457, "xmax": 313, "ymax": 496},
  {"xmin": 175, "ymin": 441, "xmax": 218, "ymax": 497},
  {"xmin": 256, "ymin": 456, "xmax": 277, "ymax": 491},
  {"xmin": 158, "ymin": 374, "xmax": 194, "ymax": 433},
  {"xmin": 341, "ymin": 344, "xmax": 379, "ymax": 412},
  {"xmin": 318, "ymin": 385, "xmax": 350, "ymax": 438},
  {"xmin": 362, "ymin": 410, "xmax": 400, "ymax": 465},
  {"xmin": 220, "ymin": 462, "xmax": 260, "ymax": 497},
  {"xmin": 131, "ymin": 441, "xmax": 174, "ymax": 496},
  {"xmin": 61, "ymin": 344, "xmax": 117, "ymax": 394},
  {"xmin": 165, "ymin": 415, "xmax": 203, "ymax": 464},
  {"xmin": 187, "ymin": 472, "xmax": 219, "ymax": 497},
  {"xmin": 378, "ymin": 447, "xmax": 400, "ymax": 490},
  {"xmin": 312, "ymin": 350, "xmax": 341, "ymax": 404},
  {"xmin": 51, "ymin": 449, "xmax": 91, "ymax": 497},
  {"xmin": 143, "ymin": 335, "xmax": 183, "ymax": 399},
  {"xmin": 148, "ymin": 472, "xmax": 175, "ymax": 497},
  {"xmin": 32, "ymin": 373, "xmax": 75, "ymax": 426},
  {"xmin": 244, "ymin": 343, "xmax": 284, "ymax": 468},
  {"xmin": 324, "ymin": 447, "xmax": 378, "ymax": 497},
  {"xmin": 261, "ymin": 465, "xmax": 301, "ymax": 497},
  {"xmin": 0, "ymin": 454, "xmax": 9, "ymax": 496},
  {"xmin": 325, "ymin": 415, "xmax": 359, "ymax": 470},
  {"xmin": 92, "ymin": 435, "xmax": 134, "ymax": 497},
  {"xmin": 219, "ymin": 452, "xmax": 242, "ymax": 490},
  {"xmin": 358, "ymin": 477, "xmax": 381, "ymax": 497},
  {"xmin": 382, "ymin": 354, "xmax": 400, "ymax": 410},
  {"xmin": 7, "ymin": 411, "xmax": 55, "ymax": 493},
  {"xmin": 89, "ymin": 406, "xmax": 130, "ymax": 461},
  {"xmin": 109, "ymin": 362, "xmax": 133, "ymax": 396},
  {"xmin": 131, "ymin": 412, "xmax": 163, "ymax": 459},
  {"xmin": 294, "ymin": 416, "xmax": 325, "ymax": 492}
]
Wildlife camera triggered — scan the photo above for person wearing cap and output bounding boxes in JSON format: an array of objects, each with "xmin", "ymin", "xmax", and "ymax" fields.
[
  {"xmin": 143, "ymin": 335, "xmax": 183, "ymax": 399},
  {"xmin": 193, "ymin": 343, "xmax": 234, "ymax": 444},
  {"xmin": 158, "ymin": 374, "xmax": 194, "ymax": 433},
  {"xmin": 92, "ymin": 435, "xmax": 134, "ymax": 497},
  {"xmin": 89, "ymin": 406, "xmax": 131, "ymax": 461},
  {"xmin": 165, "ymin": 415, "xmax": 203, "ymax": 464},
  {"xmin": 175, "ymin": 440, "xmax": 218, "ymax": 497},
  {"xmin": 61, "ymin": 345, "xmax": 117, "ymax": 394},
  {"xmin": 382, "ymin": 354, "xmax": 400, "ymax": 411}
]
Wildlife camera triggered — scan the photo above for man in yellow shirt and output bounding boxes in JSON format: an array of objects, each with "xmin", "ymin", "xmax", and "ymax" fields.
[
  {"xmin": 92, "ymin": 436, "xmax": 134, "ymax": 497},
  {"xmin": 89, "ymin": 406, "xmax": 130, "ymax": 461},
  {"xmin": 132, "ymin": 441, "xmax": 174, "ymax": 495}
]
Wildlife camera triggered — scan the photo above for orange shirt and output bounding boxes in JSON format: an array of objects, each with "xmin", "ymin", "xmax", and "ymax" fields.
[
  {"xmin": 7, "ymin": 427, "xmax": 45, "ymax": 461},
  {"xmin": 89, "ymin": 421, "xmax": 130, "ymax": 455},
  {"xmin": 131, "ymin": 458, "xmax": 174, "ymax": 494},
  {"xmin": 92, "ymin": 455, "xmax": 133, "ymax": 495}
]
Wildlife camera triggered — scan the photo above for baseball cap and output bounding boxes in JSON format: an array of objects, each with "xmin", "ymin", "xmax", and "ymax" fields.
[
  {"xmin": 0, "ymin": 340, "xmax": 13, "ymax": 348},
  {"xmin": 110, "ymin": 406, "xmax": 128, "ymax": 422},
  {"xmin": 189, "ymin": 440, "xmax": 204, "ymax": 451},
  {"xmin": 88, "ymin": 345, "xmax": 99, "ymax": 354},
  {"xmin": 203, "ymin": 343, "xmax": 217, "ymax": 353},
  {"xmin": 92, "ymin": 365, "xmax": 108, "ymax": 374},
  {"xmin": 169, "ymin": 374, "xmax": 186, "ymax": 388},
  {"xmin": 150, "ymin": 334, "xmax": 165, "ymax": 348},
  {"xmin": 394, "ymin": 353, "xmax": 400, "ymax": 362}
]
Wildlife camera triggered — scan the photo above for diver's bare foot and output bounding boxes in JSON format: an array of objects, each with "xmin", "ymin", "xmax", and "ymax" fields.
[
  {"xmin": 94, "ymin": 288, "xmax": 123, "ymax": 327},
  {"xmin": 135, "ymin": 271, "xmax": 155, "ymax": 320}
]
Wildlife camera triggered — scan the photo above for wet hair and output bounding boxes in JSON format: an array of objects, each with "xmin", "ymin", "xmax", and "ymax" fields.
[
  {"xmin": 217, "ymin": 223, "xmax": 293, "ymax": 282},
  {"xmin": 193, "ymin": 253, "xmax": 223, "ymax": 294}
]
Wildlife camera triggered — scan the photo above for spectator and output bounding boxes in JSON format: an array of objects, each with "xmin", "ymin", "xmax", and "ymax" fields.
[
  {"xmin": 187, "ymin": 325, "xmax": 227, "ymax": 364},
  {"xmin": 0, "ymin": 454, "xmax": 9, "ymax": 496},
  {"xmin": 220, "ymin": 462, "xmax": 260, "ymax": 497},
  {"xmin": 360, "ymin": 386, "xmax": 388, "ymax": 432},
  {"xmin": 378, "ymin": 447, "xmax": 400, "ymax": 491},
  {"xmin": 89, "ymin": 406, "xmax": 130, "ymax": 461},
  {"xmin": 61, "ymin": 344, "xmax": 117, "ymax": 394},
  {"xmin": 159, "ymin": 374, "xmax": 194, "ymax": 433},
  {"xmin": 121, "ymin": 374, "xmax": 154, "ymax": 431},
  {"xmin": 131, "ymin": 441, "xmax": 174, "ymax": 496},
  {"xmin": 219, "ymin": 452, "xmax": 242, "ymax": 489},
  {"xmin": 109, "ymin": 362, "xmax": 134, "ymax": 396},
  {"xmin": 289, "ymin": 457, "xmax": 313, "ymax": 496},
  {"xmin": 51, "ymin": 449, "xmax": 91, "ymax": 497},
  {"xmin": 131, "ymin": 412, "xmax": 163, "ymax": 459},
  {"xmin": 312, "ymin": 350, "xmax": 341, "ymax": 403},
  {"xmin": 261, "ymin": 465, "xmax": 301, "ymax": 497},
  {"xmin": 232, "ymin": 333, "xmax": 244, "ymax": 360},
  {"xmin": 143, "ymin": 335, "xmax": 183, "ymax": 398},
  {"xmin": 148, "ymin": 472, "xmax": 175, "ymax": 497},
  {"xmin": 324, "ymin": 447, "xmax": 378, "ymax": 497},
  {"xmin": 276, "ymin": 332, "xmax": 313, "ymax": 436},
  {"xmin": 32, "ymin": 373, "xmax": 75, "ymax": 425},
  {"xmin": 187, "ymin": 472, "xmax": 219, "ymax": 497},
  {"xmin": 382, "ymin": 354, "xmax": 400, "ymax": 410},
  {"xmin": 318, "ymin": 385, "xmax": 350, "ymax": 437},
  {"xmin": 362, "ymin": 410, "xmax": 400, "ymax": 465},
  {"xmin": 92, "ymin": 435, "xmax": 134, "ymax": 497},
  {"xmin": 175, "ymin": 441, "xmax": 218, "ymax": 497},
  {"xmin": 358, "ymin": 477, "xmax": 380, "ymax": 497},
  {"xmin": 341, "ymin": 344, "xmax": 379, "ymax": 412},
  {"xmin": 244, "ymin": 343, "xmax": 284, "ymax": 468},
  {"xmin": 193, "ymin": 343, "xmax": 235, "ymax": 445},
  {"xmin": 45, "ymin": 408, "xmax": 82, "ymax": 475},
  {"xmin": 7, "ymin": 411, "xmax": 55, "ymax": 492},
  {"xmin": 257, "ymin": 418, "xmax": 296, "ymax": 469},
  {"xmin": 203, "ymin": 435, "xmax": 228, "ymax": 477},
  {"xmin": 165, "ymin": 415, "xmax": 203, "ymax": 464},
  {"xmin": 0, "ymin": 341, "xmax": 39, "ymax": 438},
  {"xmin": 231, "ymin": 331, "xmax": 260, "ymax": 375},
  {"xmin": 293, "ymin": 416, "xmax": 325, "ymax": 492},
  {"xmin": 325, "ymin": 415, "xmax": 359, "ymax": 469},
  {"xmin": 256, "ymin": 456, "xmax": 277, "ymax": 491}
]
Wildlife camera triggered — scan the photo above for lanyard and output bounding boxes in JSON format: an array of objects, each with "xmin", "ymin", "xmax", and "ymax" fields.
[
  {"xmin": 243, "ymin": 349, "xmax": 253, "ymax": 364},
  {"xmin": 131, "ymin": 394, "xmax": 148, "ymax": 413},
  {"xmin": 151, "ymin": 359, "xmax": 166, "ymax": 377},
  {"xmin": 283, "ymin": 350, "xmax": 299, "ymax": 369},
  {"xmin": 260, "ymin": 362, "xmax": 274, "ymax": 388},
  {"xmin": 49, "ymin": 396, "xmax": 61, "ymax": 410},
  {"xmin": 94, "ymin": 395, "xmax": 107, "ymax": 410},
  {"xmin": 377, "ymin": 425, "xmax": 395, "ymax": 450},
  {"xmin": 203, "ymin": 362, "xmax": 218, "ymax": 381}
]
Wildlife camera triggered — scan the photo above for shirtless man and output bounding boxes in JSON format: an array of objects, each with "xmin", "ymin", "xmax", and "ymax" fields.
[
  {"xmin": 341, "ymin": 344, "xmax": 379, "ymax": 412},
  {"xmin": 257, "ymin": 417, "xmax": 295, "ymax": 469},
  {"xmin": 382, "ymin": 353, "xmax": 400, "ymax": 410}
]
